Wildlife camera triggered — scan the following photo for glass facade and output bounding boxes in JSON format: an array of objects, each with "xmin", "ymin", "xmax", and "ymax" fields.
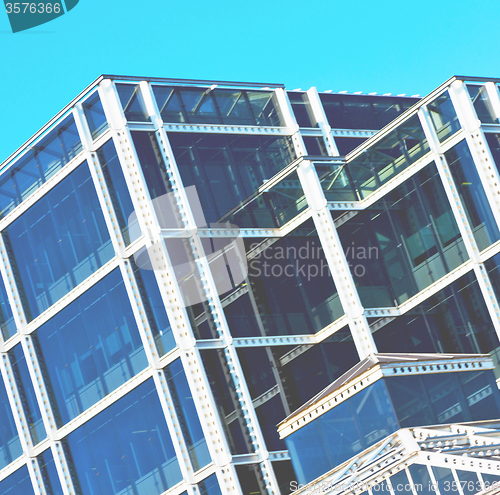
[
  {"xmin": 285, "ymin": 367, "xmax": 500, "ymax": 484},
  {"xmin": 0, "ymin": 75, "xmax": 499, "ymax": 495}
]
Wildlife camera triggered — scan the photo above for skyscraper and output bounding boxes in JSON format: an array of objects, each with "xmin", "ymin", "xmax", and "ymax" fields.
[{"xmin": 0, "ymin": 74, "xmax": 500, "ymax": 495}]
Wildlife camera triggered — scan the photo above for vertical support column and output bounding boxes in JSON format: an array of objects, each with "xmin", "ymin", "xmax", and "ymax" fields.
[
  {"xmin": 149, "ymin": 102, "xmax": 278, "ymax": 495},
  {"xmin": 0, "ymin": 235, "xmax": 76, "ymax": 495},
  {"xmin": 0, "ymin": 352, "xmax": 47, "ymax": 495},
  {"xmin": 418, "ymin": 105, "xmax": 500, "ymax": 341},
  {"xmin": 448, "ymin": 80, "xmax": 500, "ymax": 229},
  {"xmin": 296, "ymin": 160, "xmax": 377, "ymax": 359},
  {"xmin": 280, "ymin": 87, "xmax": 376, "ymax": 358},
  {"xmin": 306, "ymin": 87, "xmax": 340, "ymax": 156},
  {"xmin": 99, "ymin": 78, "xmax": 242, "ymax": 495}
]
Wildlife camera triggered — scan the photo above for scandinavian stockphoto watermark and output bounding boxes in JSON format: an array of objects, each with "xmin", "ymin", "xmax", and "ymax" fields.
[
  {"xmin": 128, "ymin": 186, "xmax": 378, "ymax": 308},
  {"xmin": 248, "ymin": 241, "xmax": 378, "ymax": 282},
  {"xmin": 290, "ymin": 479, "xmax": 499, "ymax": 494},
  {"xmin": 3, "ymin": 0, "xmax": 79, "ymax": 33}
]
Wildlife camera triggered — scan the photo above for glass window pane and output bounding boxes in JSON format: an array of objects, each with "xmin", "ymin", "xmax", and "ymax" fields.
[
  {"xmin": 456, "ymin": 469, "xmax": 481, "ymax": 495},
  {"xmin": 319, "ymin": 94, "xmax": 418, "ymax": 130},
  {"xmin": 335, "ymin": 137, "xmax": 367, "ymax": 155},
  {"xmin": 338, "ymin": 164, "xmax": 466, "ymax": 305},
  {"xmin": 303, "ymin": 137, "xmax": 327, "ymax": 155},
  {"xmin": 130, "ymin": 257, "xmax": 175, "ymax": 356},
  {"xmin": 273, "ymin": 460, "xmax": 297, "ymax": 495},
  {"xmin": 33, "ymin": 269, "xmax": 148, "ymax": 426},
  {"xmin": 38, "ymin": 448, "xmax": 64, "ymax": 495},
  {"xmin": 0, "ymin": 373, "xmax": 23, "ymax": 470},
  {"xmin": 200, "ymin": 349, "xmax": 255, "ymax": 455},
  {"xmin": 445, "ymin": 141, "xmax": 500, "ymax": 251},
  {"xmin": 0, "ymin": 465, "xmax": 34, "ymax": 495},
  {"xmin": 152, "ymin": 86, "xmax": 186, "ymax": 123},
  {"xmin": 223, "ymin": 170, "xmax": 307, "ymax": 229},
  {"xmin": 64, "ymin": 379, "xmax": 182, "ymax": 495},
  {"xmin": 97, "ymin": 139, "xmax": 140, "ymax": 245},
  {"xmin": 224, "ymin": 225, "xmax": 343, "ymax": 337},
  {"xmin": 9, "ymin": 344, "xmax": 46, "ymax": 444},
  {"xmin": 214, "ymin": 90, "xmax": 255, "ymax": 126},
  {"xmin": 164, "ymin": 359, "xmax": 211, "ymax": 471},
  {"xmin": 5, "ymin": 164, "xmax": 114, "ymax": 320},
  {"xmin": 276, "ymin": 330, "xmax": 358, "ymax": 413},
  {"xmin": 168, "ymin": 133, "xmax": 296, "ymax": 224},
  {"xmin": 288, "ymin": 92, "xmax": 316, "ymax": 128},
  {"xmin": 467, "ymin": 85, "xmax": 499, "ymax": 124},
  {"xmin": 236, "ymin": 464, "xmax": 264, "ymax": 495},
  {"xmin": 389, "ymin": 470, "xmax": 413, "ymax": 495},
  {"xmin": 0, "ymin": 115, "xmax": 82, "ymax": 218},
  {"xmin": 346, "ymin": 114, "xmax": 429, "ymax": 199},
  {"xmin": 385, "ymin": 375, "xmax": 435, "ymax": 427},
  {"xmin": 373, "ymin": 271, "xmax": 500, "ymax": 361},
  {"xmin": 0, "ymin": 275, "xmax": 16, "ymax": 340},
  {"xmin": 408, "ymin": 464, "xmax": 435, "ymax": 495},
  {"xmin": 178, "ymin": 88, "xmax": 219, "ymax": 124},
  {"xmin": 432, "ymin": 466, "xmax": 459, "ymax": 495},
  {"xmin": 198, "ymin": 474, "xmax": 222, "ymax": 495},
  {"xmin": 255, "ymin": 395, "xmax": 287, "ymax": 451},
  {"xmin": 82, "ymin": 92, "xmax": 108, "ymax": 140},
  {"xmin": 115, "ymin": 84, "xmax": 151, "ymax": 123},
  {"xmin": 428, "ymin": 92, "xmax": 461, "ymax": 142},
  {"xmin": 246, "ymin": 91, "xmax": 284, "ymax": 127}
]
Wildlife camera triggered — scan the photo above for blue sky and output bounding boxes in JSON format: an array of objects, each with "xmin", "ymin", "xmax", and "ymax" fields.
[{"xmin": 1, "ymin": 0, "xmax": 500, "ymax": 160}]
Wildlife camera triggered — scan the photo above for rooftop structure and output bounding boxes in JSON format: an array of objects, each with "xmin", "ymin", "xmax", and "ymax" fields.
[{"xmin": 0, "ymin": 74, "xmax": 499, "ymax": 495}]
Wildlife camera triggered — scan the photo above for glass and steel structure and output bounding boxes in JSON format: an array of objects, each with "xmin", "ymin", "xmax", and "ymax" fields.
[{"xmin": 0, "ymin": 74, "xmax": 500, "ymax": 495}]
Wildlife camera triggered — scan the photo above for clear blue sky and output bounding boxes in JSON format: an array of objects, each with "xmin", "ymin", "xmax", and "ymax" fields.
[{"xmin": 1, "ymin": 0, "xmax": 500, "ymax": 161}]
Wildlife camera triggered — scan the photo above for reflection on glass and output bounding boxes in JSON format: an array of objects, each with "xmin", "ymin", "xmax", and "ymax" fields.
[
  {"xmin": 285, "ymin": 379, "xmax": 397, "ymax": 484},
  {"xmin": 65, "ymin": 379, "xmax": 182, "ymax": 495},
  {"xmin": 255, "ymin": 395, "xmax": 287, "ymax": 451},
  {"xmin": 319, "ymin": 93, "xmax": 417, "ymax": 130},
  {"xmin": 445, "ymin": 141, "xmax": 500, "ymax": 250},
  {"xmin": 273, "ymin": 460, "xmax": 297, "ymax": 495},
  {"xmin": 338, "ymin": 164, "xmax": 466, "ymax": 305},
  {"xmin": 0, "ymin": 275, "xmax": 16, "ymax": 340},
  {"xmin": 201, "ymin": 348, "xmax": 255, "ymax": 455},
  {"xmin": 39, "ymin": 448, "xmax": 64, "ymax": 495},
  {"xmin": 276, "ymin": 330, "xmax": 359, "ymax": 412},
  {"xmin": 9, "ymin": 344, "xmax": 46, "ymax": 444},
  {"xmin": 373, "ymin": 271, "xmax": 500, "ymax": 360},
  {"xmin": 115, "ymin": 84, "xmax": 151, "ymax": 122},
  {"xmin": 164, "ymin": 359, "xmax": 211, "ymax": 471},
  {"xmin": 428, "ymin": 92, "xmax": 461, "ymax": 142},
  {"xmin": 385, "ymin": 370, "xmax": 500, "ymax": 427},
  {"xmin": 389, "ymin": 469, "xmax": 413, "ymax": 495},
  {"xmin": 467, "ymin": 85, "xmax": 499, "ymax": 124},
  {"xmin": 236, "ymin": 465, "xmax": 265, "ymax": 495},
  {"xmin": 0, "ymin": 465, "xmax": 34, "ymax": 495},
  {"xmin": 346, "ymin": 114, "xmax": 429, "ymax": 199},
  {"xmin": 0, "ymin": 373, "xmax": 22, "ymax": 470},
  {"xmin": 82, "ymin": 92, "xmax": 108, "ymax": 139},
  {"xmin": 198, "ymin": 474, "xmax": 222, "ymax": 495},
  {"xmin": 335, "ymin": 137, "xmax": 367, "ymax": 155},
  {"xmin": 97, "ymin": 139, "xmax": 140, "ymax": 245},
  {"xmin": 168, "ymin": 133, "xmax": 296, "ymax": 223},
  {"xmin": 0, "ymin": 115, "xmax": 82, "ymax": 219},
  {"xmin": 152, "ymin": 85, "xmax": 284, "ymax": 126},
  {"xmin": 223, "ymin": 224, "xmax": 343, "ymax": 337},
  {"xmin": 4, "ymin": 164, "xmax": 114, "ymax": 320},
  {"xmin": 288, "ymin": 92, "xmax": 316, "ymax": 127},
  {"xmin": 303, "ymin": 136, "xmax": 327, "ymax": 155},
  {"xmin": 222, "ymin": 170, "xmax": 307, "ymax": 229},
  {"xmin": 316, "ymin": 163, "xmax": 358, "ymax": 202},
  {"xmin": 34, "ymin": 269, "xmax": 147, "ymax": 426},
  {"xmin": 130, "ymin": 257, "xmax": 175, "ymax": 356}
]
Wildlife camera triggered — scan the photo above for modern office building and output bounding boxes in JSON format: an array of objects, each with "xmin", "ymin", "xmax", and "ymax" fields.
[{"xmin": 1, "ymin": 74, "xmax": 500, "ymax": 495}]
